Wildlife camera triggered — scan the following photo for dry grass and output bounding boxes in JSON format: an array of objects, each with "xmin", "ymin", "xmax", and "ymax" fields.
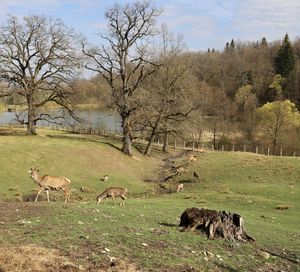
[
  {"xmin": 0, "ymin": 244, "xmax": 139, "ymax": 272},
  {"xmin": 0, "ymin": 245, "xmax": 81, "ymax": 272},
  {"xmin": 0, "ymin": 245, "xmax": 141, "ymax": 272}
]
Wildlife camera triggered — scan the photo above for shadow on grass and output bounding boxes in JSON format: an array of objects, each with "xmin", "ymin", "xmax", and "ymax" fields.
[
  {"xmin": 264, "ymin": 248, "xmax": 300, "ymax": 264},
  {"xmin": 0, "ymin": 128, "xmax": 27, "ymax": 136},
  {"xmin": 46, "ymin": 134, "xmax": 122, "ymax": 152},
  {"xmin": 98, "ymin": 141, "xmax": 122, "ymax": 152},
  {"xmin": 158, "ymin": 221, "xmax": 178, "ymax": 227},
  {"xmin": 178, "ymin": 179, "xmax": 194, "ymax": 184}
]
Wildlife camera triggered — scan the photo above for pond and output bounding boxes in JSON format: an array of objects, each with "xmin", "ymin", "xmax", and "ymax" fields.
[{"xmin": 0, "ymin": 110, "xmax": 121, "ymax": 132}]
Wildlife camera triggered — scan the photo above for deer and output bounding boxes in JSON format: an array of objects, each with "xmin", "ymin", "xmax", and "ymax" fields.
[
  {"xmin": 96, "ymin": 187, "xmax": 127, "ymax": 206},
  {"xmin": 29, "ymin": 168, "xmax": 71, "ymax": 203},
  {"xmin": 176, "ymin": 183, "xmax": 184, "ymax": 192},
  {"xmin": 100, "ymin": 175, "xmax": 109, "ymax": 182}
]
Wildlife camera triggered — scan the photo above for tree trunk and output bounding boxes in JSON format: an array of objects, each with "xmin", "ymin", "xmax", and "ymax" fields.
[
  {"xmin": 213, "ymin": 122, "xmax": 217, "ymax": 150},
  {"xmin": 272, "ymin": 125, "xmax": 279, "ymax": 155},
  {"xmin": 162, "ymin": 131, "xmax": 168, "ymax": 152},
  {"xmin": 179, "ymin": 208, "xmax": 255, "ymax": 242},
  {"xmin": 27, "ymin": 94, "xmax": 37, "ymax": 135},
  {"xmin": 144, "ymin": 117, "xmax": 161, "ymax": 156},
  {"xmin": 272, "ymin": 137, "xmax": 277, "ymax": 155},
  {"xmin": 121, "ymin": 119, "xmax": 132, "ymax": 156},
  {"xmin": 144, "ymin": 131, "xmax": 155, "ymax": 156}
]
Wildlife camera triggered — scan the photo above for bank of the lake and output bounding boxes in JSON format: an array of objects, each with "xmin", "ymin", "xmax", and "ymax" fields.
[{"xmin": 0, "ymin": 109, "xmax": 121, "ymax": 132}]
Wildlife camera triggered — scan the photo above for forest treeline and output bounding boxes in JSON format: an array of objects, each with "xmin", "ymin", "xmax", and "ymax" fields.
[
  {"xmin": 72, "ymin": 33, "xmax": 300, "ymax": 156},
  {"xmin": 0, "ymin": 1, "xmax": 300, "ymax": 156}
]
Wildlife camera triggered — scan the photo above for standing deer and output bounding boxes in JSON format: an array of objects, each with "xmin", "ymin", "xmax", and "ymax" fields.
[
  {"xmin": 29, "ymin": 168, "xmax": 71, "ymax": 203},
  {"xmin": 96, "ymin": 187, "xmax": 127, "ymax": 206}
]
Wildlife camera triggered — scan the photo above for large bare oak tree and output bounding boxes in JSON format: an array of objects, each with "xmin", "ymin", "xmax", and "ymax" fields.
[
  {"xmin": 0, "ymin": 15, "xmax": 80, "ymax": 134},
  {"xmin": 83, "ymin": 0, "xmax": 160, "ymax": 156}
]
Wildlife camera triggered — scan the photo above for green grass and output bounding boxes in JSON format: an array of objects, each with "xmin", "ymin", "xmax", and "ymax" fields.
[
  {"xmin": 0, "ymin": 128, "xmax": 159, "ymax": 199},
  {"xmin": 0, "ymin": 127, "xmax": 299, "ymax": 271}
]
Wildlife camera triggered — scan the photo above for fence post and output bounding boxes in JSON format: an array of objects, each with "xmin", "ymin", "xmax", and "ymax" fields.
[
  {"xmin": 256, "ymin": 146, "xmax": 258, "ymax": 154},
  {"xmin": 221, "ymin": 145, "xmax": 224, "ymax": 152},
  {"xmin": 243, "ymin": 145, "xmax": 246, "ymax": 152},
  {"xmin": 174, "ymin": 140, "xmax": 176, "ymax": 150},
  {"xmin": 267, "ymin": 147, "xmax": 270, "ymax": 156},
  {"xmin": 294, "ymin": 150, "xmax": 296, "ymax": 157},
  {"xmin": 192, "ymin": 142, "xmax": 195, "ymax": 151},
  {"xmin": 232, "ymin": 144, "xmax": 235, "ymax": 152},
  {"xmin": 280, "ymin": 148, "xmax": 283, "ymax": 157}
]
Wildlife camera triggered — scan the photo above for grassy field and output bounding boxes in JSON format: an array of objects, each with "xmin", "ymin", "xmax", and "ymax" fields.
[{"xmin": 0, "ymin": 127, "xmax": 299, "ymax": 271}]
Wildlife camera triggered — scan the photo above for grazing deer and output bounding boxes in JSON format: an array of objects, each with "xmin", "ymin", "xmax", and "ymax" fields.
[
  {"xmin": 176, "ymin": 183, "xmax": 184, "ymax": 192},
  {"xmin": 96, "ymin": 187, "xmax": 127, "ymax": 206},
  {"xmin": 100, "ymin": 175, "xmax": 109, "ymax": 182},
  {"xmin": 29, "ymin": 168, "xmax": 71, "ymax": 203}
]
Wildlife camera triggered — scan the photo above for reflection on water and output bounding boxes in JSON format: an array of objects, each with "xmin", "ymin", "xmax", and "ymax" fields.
[{"xmin": 0, "ymin": 110, "xmax": 121, "ymax": 132}]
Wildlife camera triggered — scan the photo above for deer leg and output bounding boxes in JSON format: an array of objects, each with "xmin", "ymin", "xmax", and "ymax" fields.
[
  {"xmin": 121, "ymin": 196, "xmax": 126, "ymax": 206},
  {"xmin": 67, "ymin": 190, "xmax": 71, "ymax": 202},
  {"xmin": 46, "ymin": 190, "xmax": 50, "ymax": 202},
  {"xmin": 35, "ymin": 188, "xmax": 44, "ymax": 202},
  {"xmin": 64, "ymin": 189, "xmax": 69, "ymax": 203},
  {"xmin": 112, "ymin": 195, "xmax": 116, "ymax": 205}
]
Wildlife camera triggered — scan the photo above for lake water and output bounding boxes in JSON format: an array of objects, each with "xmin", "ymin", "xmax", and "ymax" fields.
[{"xmin": 0, "ymin": 110, "xmax": 121, "ymax": 132}]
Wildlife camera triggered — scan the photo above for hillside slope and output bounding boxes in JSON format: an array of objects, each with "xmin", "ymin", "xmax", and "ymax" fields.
[{"xmin": 0, "ymin": 128, "xmax": 161, "ymax": 200}]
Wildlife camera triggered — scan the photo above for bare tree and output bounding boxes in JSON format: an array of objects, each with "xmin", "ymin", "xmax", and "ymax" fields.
[
  {"xmin": 140, "ymin": 25, "xmax": 195, "ymax": 155},
  {"xmin": 0, "ymin": 15, "xmax": 81, "ymax": 134},
  {"xmin": 82, "ymin": 0, "xmax": 160, "ymax": 156}
]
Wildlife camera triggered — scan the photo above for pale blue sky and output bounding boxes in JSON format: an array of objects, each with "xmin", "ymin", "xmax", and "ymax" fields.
[{"xmin": 0, "ymin": 0, "xmax": 299, "ymax": 51}]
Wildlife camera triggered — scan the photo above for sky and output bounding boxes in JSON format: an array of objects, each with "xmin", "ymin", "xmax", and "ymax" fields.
[{"xmin": 0, "ymin": 0, "xmax": 299, "ymax": 51}]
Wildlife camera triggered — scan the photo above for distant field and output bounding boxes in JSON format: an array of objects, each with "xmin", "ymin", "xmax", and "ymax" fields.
[{"xmin": 0, "ymin": 127, "xmax": 299, "ymax": 271}]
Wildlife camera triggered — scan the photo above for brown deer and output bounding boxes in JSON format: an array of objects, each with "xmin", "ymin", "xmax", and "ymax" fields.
[
  {"xmin": 96, "ymin": 187, "xmax": 127, "ymax": 206},
  {"xmin": 29, "ymin": 168, "xmax": 71, "ymax": 203}
]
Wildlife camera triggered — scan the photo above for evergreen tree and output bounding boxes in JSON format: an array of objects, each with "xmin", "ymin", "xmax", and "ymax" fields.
[
  {"xmin": 230, "ymin": 39, "xmax": 235, "ymax": 51},
  {"xmin": 274, "ymin": 34, "xmax": 295, "ymax": 77},
  {"xmin": 224, "ymin": 39, "xmax": 235, "ymax": 53},
  {"xmin": 261, "ymin": 37, "xmax": 268, "ymax": 47},
  {"xmin": 225, "ymin": 42, "xmax": 230, "ymax": 52}
]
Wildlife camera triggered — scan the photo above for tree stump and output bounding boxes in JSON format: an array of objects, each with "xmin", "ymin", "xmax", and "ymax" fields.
[{"xmin": 179, "ymin": 208, "xmax": 255, "ymax": 242}]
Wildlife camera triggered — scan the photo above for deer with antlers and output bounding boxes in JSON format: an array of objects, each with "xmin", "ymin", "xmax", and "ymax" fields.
[
  {"xmin": 96, "ymin": 187, "xmax": 127, "ymax": 206},
  {"xmin": 29, "ymin": 168, "xmax": 71, "ymax": 203}
]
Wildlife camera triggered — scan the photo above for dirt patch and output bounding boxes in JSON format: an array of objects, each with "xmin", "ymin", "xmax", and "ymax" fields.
[{"xmin": 0, "ymin": 202, "xmax": 48, "ymax": 224}]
